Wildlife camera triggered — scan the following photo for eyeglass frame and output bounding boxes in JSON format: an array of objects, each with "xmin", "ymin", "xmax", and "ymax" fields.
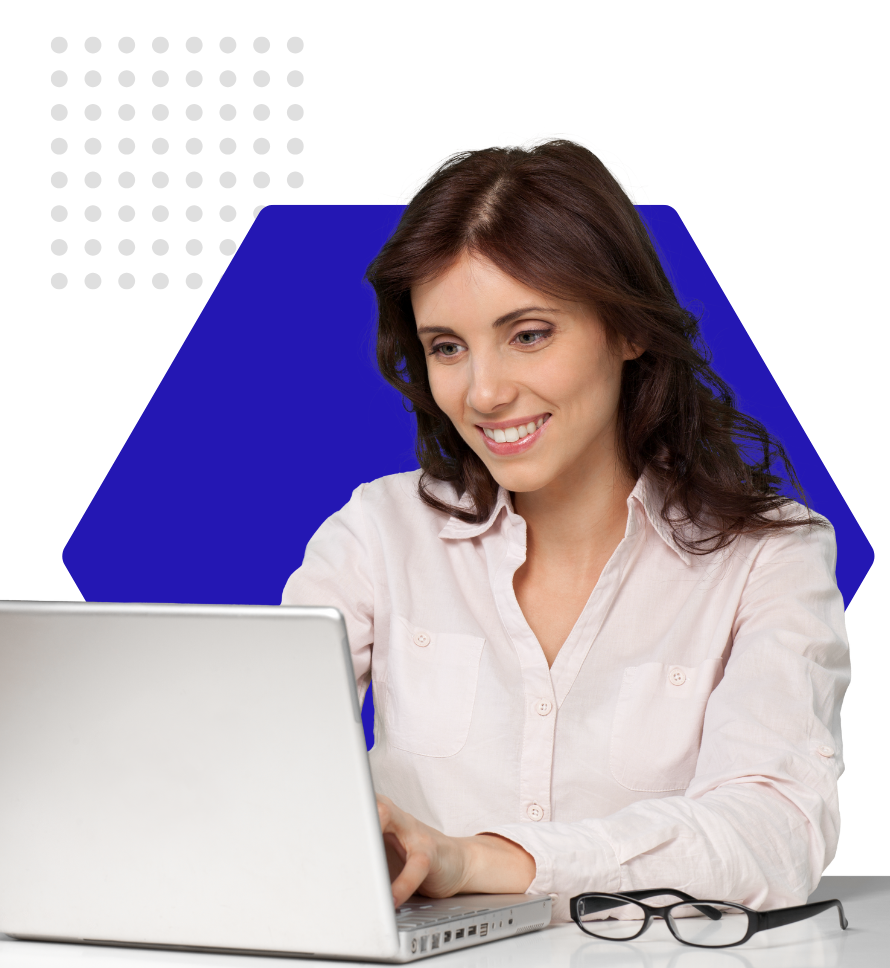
[{"xmin": 569, "ymin": 888, "xmax": 849, "ymax": 949}]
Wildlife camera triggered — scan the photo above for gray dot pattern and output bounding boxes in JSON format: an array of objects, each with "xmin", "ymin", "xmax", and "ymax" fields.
[
  {"xmin": 186, "ymin": 273, "xmax": 202, "ymax": 289},
  {"xmin": 51, "ymin": 70, "xmax": 67, "ymax": 87},
  {"xmin": 153, "ymin": 273, "xmax": 169, "ymax": 289},
  {"xmin": 118, "ymin": 138, "xmax": 135, "ymax": 154},
  {"xmin": 52, "ymin": 37, "xmax": 68, "ymax": 53},
  {"xmin": 119, "ymin": 205, "xmax": 135, "ymax": 222},
  {"xmin": 119, "ymin": 37, "xmax": 135, "ymax": 53},
  {"xmin": 186, "ymin": 70, "xmax": 202, "ymax": 87},
  {"xmin": 51, "ymin": 138, "xmax": 67, "ymax": 154},
  {"xmin": 254, "ymin": 172, "xmax": 270, "ymax": 188},
  {"xmin": 152, "ymin": 71, "xmax": 169, "ymax": 87},
  {"xmin": 186, "ymin": 206, "xmax": 203, "ymax": 222},
  {"xmin": 119, "ymin": 70, "xmax": 135, "ymax": 87},
  {"xmin": 85, "ymin": 171, "xmax": 101, "ymax": 188},
  {"xmin": 51, "ymin": 171, "xmax": 67, "ymax": 188},
  {"xmin": 119, "ymin": 104, "xmax": 135, "ymax": 121},
  {"xmin": 186, "ymin": 239, "xmax": 203, "ymax": 255},
  {"xmin": 85, "ymin": 205, "xmax": 101, "ymax": 222},
  {"xmin": 287, "ymin": 104, "xmax": 304, "ymax": 120},
  {"xmin": 85, "ymin": 137, "xmax": 101, "ymax": 154},
  {"xmin": 220, "ymin": 137, "xmax": 236, "ymax": 154},
  {"xmin": 220, "ymin": 239, "xmax": 236, "ymax": 255},
  {"xmin": 254, "ymin": 70, "xmax": 270, "ymax": 87},
  {"xmin": 85, "ymin": 273, "xmax": 101, "ymax": 289},
  {"xmin": 152, "ymin": 240, "xmax": 169, "ymax": 255},
  {"xmin": 51, "ymin": 104, "xmax": 67, "ymax": 120},
  {"xmin": 119, "ymin": 239, "xmax": 135, "ymax": 255},
  {"xmin": 220, "ymin": 103, "xmax": 236, "ymax": 120},
  {"xmin": 152, "ymin": 171, "xmax": 169, "ymax": 188},
  {"xmin": 119, "ymin": 171, "xmax": 135, "ymax": 188},
  {"xmin": 288, "ymin": 37, "xmax": 304, "ymax": 53},
  {"xmin": 287, "ymin": 70, "xmax": 303, "ymax": 87},
  {"xmin": 52, "ymin": 239, "xmax": 68, "ymax": 255},
  {"xmin": 51, "ymin": 205, "xmax": 67, "ymax": 222},
  {"xmin": 254, "ymin": 104, "xmax": 270, "ymax": 120},
  {"xmin": 85, "ymin": 37, "xmax": 101, "ymax": 54},
  {"xmin": 220, "ymin": 205, "xmax": 236, "ymax": 222},
  {"xmin": 85, "ymin": 239, "xmax": 101, "ymax": 255},
  {"xmin": 287, "ymin": 138, "xmax": 304, "ymax": 154},
  {"xmin": 51, "ymin": 273, "xmax": 68, "ymax": 289},
  {"xmin": 186, "ymin": 171, "xmax": 203, "ymax": 188},
  {"xmin": 186, "ymin": 37, "xmax": 203, "ymax": 53},
  {"xmin": 153, "ymin": 104, "xmax": 169, "ymax": 120},
  {"xmin": 220, "ymin": 70, "xmax": 236, "ymax": 87},
  {"xmin": 152, "ymin": 37, "xmax": 169, "ymax": 53},
  {"xmin": 254, "ymin": 37, "xmax": 270, "ymax": 53},
  {"xmin": 153, "ymin": 206, "xmax": 169, "ymax": 222},
  {"xmin": 287, "ymin": 172, "xmax": 304, "ymax": 188},
  {"xmin": 85, "ymin": 70, "xmax": 101, "ymax": 87},
  {"xmin": 186, "ymin": 138, "xmax": 203, "ymax": 155},
  {"xmin": 186, "ymin": 104, "xmax": 203, "ymax": 120},
  {"xmin": 219, "ymin": 171, "xmax": 236, "ymax": 188},
  {"xmin": 152, "ymin": 138, "xmax": 169, "ymax": 154},
  {"xmin": 220, "ymin": 37, "xmax": 236, "ymax": 53},
  {"xmin": 119, "ymin": 273, "xmax": 135, "ymax": 289},
  {"xmin": 253, "ymin": 138, "xmax": 270, "ymax": 154},
  {"xmin": 85, "ymin": 103, "xmax": 101, "ymax": 121}
]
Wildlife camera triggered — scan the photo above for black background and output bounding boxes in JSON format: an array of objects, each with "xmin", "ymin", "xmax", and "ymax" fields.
[{"xmin": 19, "ymin": 28, "xmax": 876, "ymax": 873}]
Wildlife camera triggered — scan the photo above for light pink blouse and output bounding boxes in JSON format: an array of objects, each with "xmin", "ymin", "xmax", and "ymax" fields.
[{"xmin": 281, "ymin": 469, "xmax": 849, "ymax": 922}]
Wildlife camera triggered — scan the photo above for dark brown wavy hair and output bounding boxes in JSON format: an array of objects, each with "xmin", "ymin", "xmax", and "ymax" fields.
[{"xmin": 364, "ymin": 139, "xmax": 823, "ymax": 554}]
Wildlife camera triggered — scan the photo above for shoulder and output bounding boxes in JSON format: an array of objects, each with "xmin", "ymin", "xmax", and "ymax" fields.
[
  {"xmin": 733, "ymin": 499, "xmax": 838, "ymax": 575},
  {"xmin": 357, "ymin": 468, "xmax": 423, "ymax": 502},
  {"xmin": 758, "ymin": 498, "xmax": 834, "ymax": 546},
  {"xmin": 351, "ymin": 469, "xmax": 460, "ymax": 535},
  {"xmin": 640, "ymin": 473, "xmax": 834, "ymax": 567}
]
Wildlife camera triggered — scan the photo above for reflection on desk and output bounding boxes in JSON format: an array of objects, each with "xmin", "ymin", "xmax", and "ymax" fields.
[{"xmin": 0, "ymin": 877, "xmax": 886, "ymax": 967}]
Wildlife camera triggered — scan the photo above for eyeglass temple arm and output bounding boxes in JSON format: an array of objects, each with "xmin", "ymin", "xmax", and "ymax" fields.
[
  {"xmin": 574, "ymin": 889, "xmax": 722, "ymax": 921},
  {"xmin": 758, "ymin": 898, "xmax": 849, "ymax": 933}
]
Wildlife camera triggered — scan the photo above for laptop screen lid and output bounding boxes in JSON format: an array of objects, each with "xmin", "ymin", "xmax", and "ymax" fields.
[{"xmin": 0, "ymin": 601, "xmax": 400, "ymax": 960}]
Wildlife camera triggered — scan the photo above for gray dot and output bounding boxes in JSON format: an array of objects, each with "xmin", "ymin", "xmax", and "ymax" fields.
[
  {"xmin": 152, "ymin": 37, "xmax": 168, "ymax": 53},
  {"xmin": 152, "ymin": 104, "xmax": 169, "ymax": 121},
  {"xmin": 119, "ymin": 71, "xmax": 135, "ymax": 88},
  {"xmin": 152, "ymin": 71, "xmax": 169, "ymax": 87},
  {"xmin": 185, "ymin": 171, "xmax": 203, "ymax": 188},
  {"xmin": 51, "ymin": 273, "xmax": 68, "ymax": 289},
  {"xmin": 51, "ymin": 104, "xmax": 67, "ymax": 120},
  {"xmin": 186, "ymin": 273, "xmax": 203, "ymax": 289},
  {"xmin": 84, "ymin": 103, "xmax": 101, "ymax": 120},
  {"xmin": 219, "ymin": 137, "xmax": 236, "ymax": 154},
  {"xmin": 119, "ymin": 205, "xmax": 135, "ymax": 221},
  {"xmin": 287, "ymin": 103, "xmax": 304, "ymax": 121},
  {"xmin": 51, "ymin": 70, "xmax": 67, "ymax": 87},
  {"xmin": 85, "ymin": 70, "xmax": 101, "ymax": 87},
  {"xmin": 186, "ymin": 36, "xmax": 203, "ymax": 53},
  {"xmin": 51, "ymin": 205, "xmax": 67, "ymax": 222},
  {"xmin": 287, "ymin": 37, "xmax": 304, "ymax": 53},
  {"xmin": 219, "ymin": 171, "xmax": 236, "ymax": 188},
  {"xmin": 254, "ymin": 37, "xmax": 270, "ymax": 53},
  {"xmin": 152, "ymin": 171, "xmax": 169, "ymax": 188},
  {"xmin": 119, "ymin": 239, "xmax": 135, "ymax": 255},
  {"xmin": 152, "ymin": 138, "xmax": 169, "ymax": 154},
  {"xmin": 51, "ymin": 138, "xmax": 68, "ymax": 154},
  {"xmin": 253, "ymin": 138, "xmax": 269, "ymax": 154},
  {"xmin": 253, "ymin": 171, "xmax": 270, "ymax": 188},
  {"xmin": 84, "ymin": 171, "xmax": 101, "ymax": 187},
  {"xmin": 287, "ymin": 138, "xmax": 304, "ymax": 155},
  {"xmin": 219, "ymin": 37, "xmax": 236, "ymax": 53},
  {"xmin": 118, "ymin": 104, "xmax": 135, "ymax": 120},
  {"xmin": 52, "ymin": 37, "xmax": 68, "ymax": 53},
  {"xmin": 287, "ymin": 70, "xmax": 303, "ymax": 87},
  {"xmin": 253, "ymin": 70, "xmax": 270, "ymax": 87},
  {"xmin": 84, "ymin": 205, "xmax": 101, "ymax": 222},
  {"xmin": 186, "ymin": 205, "xmax": 203, "ymax": 222},
  {"xmin": 219, "ymin": 70, "xmax": 236, "ymax": 87},
  {"xmin": 152, "ymin": 239, "xmax": 169, "ymax": 255},
  {"xmin": 85, "ymin": 37, "xmax": 101, "ymax": 54},
  {"xmin": 185, "ymin": 103, "xmax": 203, "ymax": 121},
  {"xmin": 186, "ymin": 70, "xmax": 202, "ymax": 87},
  {"xmin": 85, "ymin": 238, "xmax": 101, "ymax": 255},
  {"xmin": 185, "ymin": 239, "xmax": 203, "ymax": 255},
  {"xmin": 219, "ymin": 205, "xmax": 236, "ymax": 221},
  {"xmin": 152, "ymin": 206, "xmax": 169, "ymax": 222},
  {"xmin": 152, "ymin": 273, "xmax": 169, "ymax": 289},
  {"xmin": 186, "ymin": 138, "xmax": 203, "ymax": 155},
  {"xmin": 51, "ymin": 171, "xmax": 67, "ymax": 188},
  {"xmin": 119, "ymin": 37, "xmax": 135, "ymax": 53},
  {"xmin": 253, "ymin": 103, "xmax": 270, "ymax": 120},
  {"xmin": 219, "ymin": 103, "xmax": 236, "ymax": 120},
  {"xmin": 287, "ymin": 171, "xmax": 304, "ymax": 189},
  {"xmin": 85, "ymin": 273, "xmax": 101, "ymax": 289},
  {"xmin": 85, "ymin": 137, "xmax": 101, "ymax": 154},
  {"xmin": 119, "ymin": 273, "xmax": 135, "ymax": 289},
  {"xmin": 253, "ymin": 205, "xmax": 265, "ymax": 217},
  {"xmin": 118, "ymin": 138, "xmax": 135, "ymax": 154},
  {"xmin": 220, "ymin": 239, "xmax": 236, "ymax": 255},
  {"xmin": 51, "ymin": 239, "xmax": 68, "ymax": 255},
  {"xmin": 118, "ymin": 171, "xmax": 135, "ymax": 188}
]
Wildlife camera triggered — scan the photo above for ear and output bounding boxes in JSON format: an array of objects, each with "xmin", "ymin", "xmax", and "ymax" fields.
[{"xmin": 621, "ymin": 339, "xmax": 646, "ymax": 362}]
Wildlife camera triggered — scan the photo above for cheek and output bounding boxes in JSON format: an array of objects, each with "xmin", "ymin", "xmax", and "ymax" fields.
[
  {"xmin": 543, "ymin": 347, "xmax": 622, "ymax": 416},
  {"xmin": 562, "ymin": 349, "xmax": 621, "ymax": 397},
  {"xmin": 426, "ymin": 364, "xmax": 465, "ymax": 420}
]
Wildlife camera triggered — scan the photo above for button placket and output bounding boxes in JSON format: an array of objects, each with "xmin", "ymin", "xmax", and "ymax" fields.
[{"xmin": 523, "ymin": 697, "xmax": 555, "ymax": 821}]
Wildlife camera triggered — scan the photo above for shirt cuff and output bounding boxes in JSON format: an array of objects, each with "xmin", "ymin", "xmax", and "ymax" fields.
[{"xmin": 480, "ymin": 820, "xmax": 621, "ymax": 922}]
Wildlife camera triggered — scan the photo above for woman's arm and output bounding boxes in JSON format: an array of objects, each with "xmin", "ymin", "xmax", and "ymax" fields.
[
  {"xmin": 377, "ymin": 795, "xmax": 537, "ymax": 906},
  {"xmin": 465, "ymin": 835, "xmax": 538, "ymax": 894}
]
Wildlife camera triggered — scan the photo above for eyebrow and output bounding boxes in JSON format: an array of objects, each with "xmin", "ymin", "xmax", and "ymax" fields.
[{"xmin": 416, "ymin": 306, "xmax": 566, "ymax": 337}]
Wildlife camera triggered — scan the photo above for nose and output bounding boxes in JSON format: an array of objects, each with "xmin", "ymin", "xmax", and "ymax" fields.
[{"xmin": 466, "ymin": 359, "xmax": 516, "ymax": 417}]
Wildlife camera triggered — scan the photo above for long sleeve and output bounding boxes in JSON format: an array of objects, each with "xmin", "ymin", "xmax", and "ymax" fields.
[
  {"xmin": 281, "ymin": 483, "xmax": 375, "ymax": 706},
  {"xmin": 483, "ymin": 518, "xmax": 850, "ymax": 922}
]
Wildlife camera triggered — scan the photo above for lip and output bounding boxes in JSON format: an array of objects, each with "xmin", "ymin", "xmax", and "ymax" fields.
[{"xmin": 476, "ymin": 414, "xmax": 551, "ymax": 456}]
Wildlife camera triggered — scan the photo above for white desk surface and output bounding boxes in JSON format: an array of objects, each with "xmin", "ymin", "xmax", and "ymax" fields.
[{"xmin": 1, "ymin": 877, "xmax": 886, "ymax": 968}]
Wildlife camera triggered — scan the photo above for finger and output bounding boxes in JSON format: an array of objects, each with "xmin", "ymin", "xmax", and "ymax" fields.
[
  {"xmin": 383, "ymin": 832, "xmax": 407, "ymax": 883},
  {"xmin": 383, "ymin": 831, "xmax": 407, "ymax": 863},
  {"xmin": 390, "ymin": 849, "xmax": 432, "ymax": 908}
]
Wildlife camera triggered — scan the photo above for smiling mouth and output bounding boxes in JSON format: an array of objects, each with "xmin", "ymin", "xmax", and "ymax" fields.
[{"xmin": 481, "ymin": 415, "xmax": 547, "ymax": 443}]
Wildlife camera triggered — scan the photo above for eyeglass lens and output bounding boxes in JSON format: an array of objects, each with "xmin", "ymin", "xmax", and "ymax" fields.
[{"xmin": 581, "ymin": 897, "xmax": 748, "ymax": 945}]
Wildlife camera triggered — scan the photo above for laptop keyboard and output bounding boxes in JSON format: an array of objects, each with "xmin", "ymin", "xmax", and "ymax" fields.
[{"xmin": 396, "ymin": 901, "xmax": 492, "ymax": 929}]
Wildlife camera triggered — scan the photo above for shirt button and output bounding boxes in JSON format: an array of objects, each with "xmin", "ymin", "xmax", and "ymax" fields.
[
  {"xmin": 527, "ymin": 803, "xmax": 544, "ymax": 821},
  {"xmin": 669, "ymin": 667, "xmax": 686, "ymax": 686},
  {"xmin": 413, "ymin": 630, "xmax": 431, "ymax": 648},
  {"xmin": 817, "ymin": 745, "xmax": 835, "ymax": 757},
  {"xmin": 535, "ymin": 700, "xmax": 553, "ymax": 716}
]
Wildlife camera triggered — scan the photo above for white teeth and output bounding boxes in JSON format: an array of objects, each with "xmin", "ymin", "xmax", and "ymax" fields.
[{"xmin": 483, "ymin": 418, "xmax": 549, "ymax": 444}]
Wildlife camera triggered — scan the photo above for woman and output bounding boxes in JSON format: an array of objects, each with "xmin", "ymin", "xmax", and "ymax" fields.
[{"xmin": 281, "ymin": 140, "xmax": 849, "ymax": 923}]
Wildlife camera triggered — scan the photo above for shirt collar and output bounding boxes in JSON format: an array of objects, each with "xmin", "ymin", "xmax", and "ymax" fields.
[{"xmin": 438, "ymin": 469, "xmax": 693, "ymax": 565}]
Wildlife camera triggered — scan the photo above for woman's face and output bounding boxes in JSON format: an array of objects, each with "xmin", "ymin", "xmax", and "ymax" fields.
[{"xmin": 411, "ymin": 251, "xmax": 638, "ymax": 497}]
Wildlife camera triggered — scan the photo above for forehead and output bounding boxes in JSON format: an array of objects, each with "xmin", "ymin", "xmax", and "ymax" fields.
[{"xmin": 411, "ymin": 252, "xmax": 560, "ymax": 323}]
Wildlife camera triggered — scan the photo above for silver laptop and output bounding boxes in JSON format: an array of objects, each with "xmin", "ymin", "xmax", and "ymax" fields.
[{"xmin": 0, "ymin": 601, "xmax": 551, "ymax": 961}]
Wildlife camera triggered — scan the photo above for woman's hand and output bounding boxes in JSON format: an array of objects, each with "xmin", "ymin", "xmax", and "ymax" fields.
[{"xmin": 377, "ymin": 795, "xmax": 468, "ymax": 905}]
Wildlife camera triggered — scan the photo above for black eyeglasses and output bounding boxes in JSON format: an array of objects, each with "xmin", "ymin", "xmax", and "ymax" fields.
[{"xmin": 570, "ymin": 888, "xmax": 848, "ymax": 948}]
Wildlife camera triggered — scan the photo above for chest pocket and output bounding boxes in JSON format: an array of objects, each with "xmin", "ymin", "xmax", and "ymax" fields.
[
  {"xmin": 610, "ymin": 659, "xmax": 724, "ymax": 792},
  {"xmin": 382, "ymin": 615, "xmax": 486, "ymax": 757}
]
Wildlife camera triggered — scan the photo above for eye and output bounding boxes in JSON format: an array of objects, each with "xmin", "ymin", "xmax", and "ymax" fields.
[
  {"xmin": 430, "ymin": 341, "xmax": 465, "ymax": 359},
  {"xmin": 429, "ymin": 329, "xmax": 553, "ymax": 360},
  {"xmin": 513, "ymin": 329, "xmax": 551, "ymax": 347}
]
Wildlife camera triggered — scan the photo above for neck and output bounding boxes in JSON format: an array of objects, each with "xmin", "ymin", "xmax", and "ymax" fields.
[{"xmin": 510, "ymin": 464, "xmax": 636, "ymax": 574}]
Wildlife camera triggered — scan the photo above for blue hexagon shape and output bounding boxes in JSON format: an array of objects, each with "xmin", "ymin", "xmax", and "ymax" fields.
[{"xmin": 63, "ymin": 205, "xmax": 874, "ymax": 749}]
